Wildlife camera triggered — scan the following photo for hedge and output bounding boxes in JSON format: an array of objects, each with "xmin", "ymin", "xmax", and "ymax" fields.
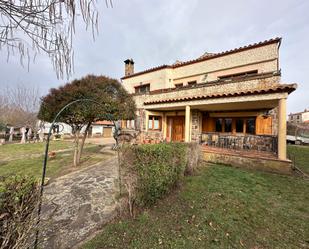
[{"xmin": 119, "ymin": 142, "xmax": 199, "ymax": 210}]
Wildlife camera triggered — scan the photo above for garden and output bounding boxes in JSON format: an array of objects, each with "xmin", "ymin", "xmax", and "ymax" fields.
[{"xmin": 82, "ymin": 144, "xmax": 309, "ymax": 249}]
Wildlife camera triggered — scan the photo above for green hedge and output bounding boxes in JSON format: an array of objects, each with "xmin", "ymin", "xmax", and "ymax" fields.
[{"xmin": 120, "ymin": 143, "xmax": 188, "ymax": 207}]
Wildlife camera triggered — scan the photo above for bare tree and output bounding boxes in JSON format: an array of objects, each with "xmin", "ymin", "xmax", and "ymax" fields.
[
  {"xmin": 0, "ymin": 85, "xmax": 40, "ymax": 135},
  {"xmin": 0, "ymin": 0, "xmax": 113, "ymax": 78}
]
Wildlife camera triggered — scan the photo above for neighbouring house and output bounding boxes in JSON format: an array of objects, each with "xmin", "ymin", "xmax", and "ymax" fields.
[
  {"xmin": 288, "ymin": 109, "xmax": 309, "ymax": 124},
  {"xmin": 120, "ymin": 38, "xmax": 298, "ymax": 173},
  {"xmin": 40, "ymin": 121, "xmax": 114, "ymax": 138},
  {"xmin": 91, "ymin": 121, "xmax": 114, "ymax": 137}
]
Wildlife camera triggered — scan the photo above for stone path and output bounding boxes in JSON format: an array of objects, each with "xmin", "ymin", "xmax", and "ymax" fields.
[{"xmin": 39, "ymin": 156, "xmax": 119, "ymax": 249}]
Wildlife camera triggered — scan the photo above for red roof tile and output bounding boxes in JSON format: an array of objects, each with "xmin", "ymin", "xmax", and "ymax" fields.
[
  {"xmin": 93, "ymin": 121, "xmax": 113, "ymax": 125},
  {"xmin": 144, "ymin": 83, "xmax": 297, "ymax": 105}
]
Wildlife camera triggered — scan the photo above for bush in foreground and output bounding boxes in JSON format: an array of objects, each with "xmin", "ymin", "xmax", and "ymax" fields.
[
  {"xmin": 0, "ymin": 175, "xmax": 39, "ymax": 249},
  {"xmin": 119, "ymin": 143, "xmax": 200, "ymax": 215}
]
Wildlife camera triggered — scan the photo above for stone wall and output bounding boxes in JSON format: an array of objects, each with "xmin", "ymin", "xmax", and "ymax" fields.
[
  {"xmin": 269, "ymin": 106, "xmax": 279, "ymax": 136},
  {"xmin": 122, "ymin": 41, "xmax": 279, "ymax": 93},
  {"xmin": 191, "ymin": 110, "xmax": 201, "ymax": 142},
  {"xmin": 202, "ymin": 150, "xmax": 292, "ymax": 175},
  {"xmin": 133, "ymin": 75, "xmax": 281, "ymax": 109}
]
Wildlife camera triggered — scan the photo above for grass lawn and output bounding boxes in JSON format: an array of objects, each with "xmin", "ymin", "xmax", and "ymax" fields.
[
  {"xmin": 83, "ymin": 164, "xmax": 309, "ymax": 249},
  {"xmin": 0, "ymin": 141, "xmax": 114, "ymax": 179},
  {"xmin": 0, "ymin": 140, "xmax": 74, "ymax": 160},
  {"xmin": 287, "ymin": 145, "xmax": 309, "ymax": 175}
]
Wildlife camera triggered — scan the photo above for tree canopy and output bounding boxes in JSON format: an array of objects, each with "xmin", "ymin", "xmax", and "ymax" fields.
[
  {"xmin": 38, "ymin": 75, "xmax": 136, "ymax": 128},
  {"xmin": 38, "ymin": 74, "xmax": 135, "ymax": 166}
]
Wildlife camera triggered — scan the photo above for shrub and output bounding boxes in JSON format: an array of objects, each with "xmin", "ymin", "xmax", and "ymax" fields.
[
  {"xmin": 0, "ymin": 175, "xmax": 39, "ymax": 249},
  {"xmin": 119, "ymin": 143, "xmax": 191, "ymax": 214}
]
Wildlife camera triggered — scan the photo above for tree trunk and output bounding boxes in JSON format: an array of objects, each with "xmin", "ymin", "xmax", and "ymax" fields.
[
  {"xmin": 73, "ymin": 129, "xmax": 80, "ymax": 167},
  {"xmin": 76, "ymin": 122, "xmax": 91, "ymax": 165}
]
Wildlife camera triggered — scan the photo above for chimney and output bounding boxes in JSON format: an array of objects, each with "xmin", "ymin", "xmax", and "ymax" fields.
[{"xmin": 124, "ymin": 59, "xmax": 134, "ymax": 76}]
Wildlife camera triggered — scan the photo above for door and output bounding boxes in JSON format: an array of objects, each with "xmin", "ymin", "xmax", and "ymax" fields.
[
  {"xmin": 103, "ymin": 127, "xmax": 113, "ymax": 137},
  {"xmin": 171, "ymin": 116, "xmax": 185, "ymax": 141}
]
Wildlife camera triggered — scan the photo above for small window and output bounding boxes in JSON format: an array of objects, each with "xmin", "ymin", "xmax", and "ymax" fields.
[
  {"xmin": 236, "ymin": 119, "xmax": 243, "ymax": 133},
  {"xmin": 246, "ymin": 118, "xmax": 256, "ymax": 134},
  {"xmin": 175, "ymin": 83, "xmax": 183, "ymax": 88},
  {"xmin": 188, "ymin": 80, "xmax": 197, "ymax": 86},
  {"xmin": 224, "ymin": 118, "xmax": 232, "ymax": 132},
  {"xmin": 148, "ymin": 116, "xmax": 162, "ymax": 130},
  {"xmin": 135, "ymin": 84, "xmax": 150, "ymax": 94},
  {"xmin": 215, "ymin": 118, "xmax": 223, "ymax": 132}
]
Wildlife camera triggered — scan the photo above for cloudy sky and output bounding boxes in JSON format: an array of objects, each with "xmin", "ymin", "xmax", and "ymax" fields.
[{"xmin": 1, "ymin": 0, "xmax": 308, "ymax": 113}]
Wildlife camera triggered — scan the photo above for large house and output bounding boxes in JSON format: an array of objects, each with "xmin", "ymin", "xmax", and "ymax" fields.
[
  {"xmin": 288, "ymin": 109, "xmax": 309, "ymax": 124},
  {"xmin": 120, "ymin": 38, "xmax": 297, "ymax": 170}
]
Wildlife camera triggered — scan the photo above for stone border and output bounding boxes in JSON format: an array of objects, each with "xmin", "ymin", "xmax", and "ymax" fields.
[{"xmin": 202, "ymin": 150, "xmax": 292, "ymax": 175}]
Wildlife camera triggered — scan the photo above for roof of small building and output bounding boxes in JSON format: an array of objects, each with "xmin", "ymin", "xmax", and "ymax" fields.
[
  {"xmin": 288, "ymin": 109, "xmax": 309, "ymax": 116},
  {"xmin": 93, "ymin": 121, "xmax": 113, "ymax": 125},
  {"xmin": 121, "ymin": 37, "xmax": 282, "ymax": 80},
  {"xmin": 144, "ymin": 83, "xmax": 297, "ymax": 105}
]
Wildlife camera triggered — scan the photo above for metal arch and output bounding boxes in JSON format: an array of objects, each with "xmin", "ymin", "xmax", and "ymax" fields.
[{"xmin": 34, "ymin": 98, "xmax": 114, "ymax": 248}]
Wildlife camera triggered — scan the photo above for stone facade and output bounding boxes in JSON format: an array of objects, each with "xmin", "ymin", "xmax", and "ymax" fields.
[
  {"xmin": 122, "ymin": 39, "xmax": 279, "ymax": 94},
  {"xmin": 191, "ymin": 109, "xmax": 201, "ymax": 142},
  {"xmin": 133, "ymin": 74, "xmax": 281, "ymax": 109},
  {"xmin": 202, "ymin": 150, "xmax": 292, "ymax": 175},
  {"xmin": 120, "ymin": 38, "xmax": 296, "ymax": 161}
]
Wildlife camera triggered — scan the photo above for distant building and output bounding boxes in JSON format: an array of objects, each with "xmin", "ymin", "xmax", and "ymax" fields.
[{"xmin": 288, "ymin": 109, "xmax": 309, "ymax": 124}]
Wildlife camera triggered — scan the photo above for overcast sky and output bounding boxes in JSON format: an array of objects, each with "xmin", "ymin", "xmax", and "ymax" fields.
[{"xmin": 0, "ymin": 0, "xmax": 308, "ymax": 113}]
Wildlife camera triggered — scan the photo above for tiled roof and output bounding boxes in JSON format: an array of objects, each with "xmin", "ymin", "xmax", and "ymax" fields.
[
  {"xmin": 93, "ymin": 121, "xmax": 113, "ymax": 125},
  {"xmin": 121, "ymin": 37, "xmax": 281, "ymax": 80},
  {"xmin": 144, "ymin": 83, "xmax": 297, "ymax": 105}
]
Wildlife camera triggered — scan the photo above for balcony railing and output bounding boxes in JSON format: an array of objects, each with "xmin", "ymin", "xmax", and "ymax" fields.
[{"xmin": 201, "ymin": 132, "xmax": 278, "ymax": 154}]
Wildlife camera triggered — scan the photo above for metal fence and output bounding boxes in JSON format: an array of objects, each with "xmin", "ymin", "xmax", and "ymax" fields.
[{"xmin": 200, "ymin": 132, "xmax": 278, "ymax": 154}]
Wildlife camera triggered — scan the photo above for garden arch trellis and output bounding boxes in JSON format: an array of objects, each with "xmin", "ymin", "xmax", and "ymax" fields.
[{"xmin": 34, "ymin": 98, "xmax": 118, "ymax": 248}]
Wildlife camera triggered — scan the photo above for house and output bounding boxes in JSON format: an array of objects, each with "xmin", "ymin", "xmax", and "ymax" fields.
[
  {"xmin": 288, "ymin": 109, "xmax": 309, "ymax": 124},
  {"xmin": 91, "ymin": 121, "xmax": 114, "ymax": 137},
  {"xmin": 120, "ymin": 38, "xmax": 297, "ymax": 173}
]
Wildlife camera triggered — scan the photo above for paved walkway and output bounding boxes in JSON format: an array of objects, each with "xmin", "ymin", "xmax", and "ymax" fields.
[{"xmin": 40, "ymin": 156, "xmax": 119, "ymax": 249}]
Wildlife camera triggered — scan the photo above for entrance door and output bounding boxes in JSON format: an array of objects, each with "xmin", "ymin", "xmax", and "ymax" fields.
[
  {"xmin": 103, "ymin": 127, "xmax": 113, "ymax": 137},
  {"xmin": 169, "ymin": 116, "xmax": 185, "ymax": 142}
]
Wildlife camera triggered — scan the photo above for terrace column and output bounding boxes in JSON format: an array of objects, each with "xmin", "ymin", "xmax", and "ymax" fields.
[
  {"xmin": 185, "ymin": 105, "xmax": 191, "ymax": 142},
  {"xmin": 278, "ymin": 98, "xmax": 287, "ymax": 160}
]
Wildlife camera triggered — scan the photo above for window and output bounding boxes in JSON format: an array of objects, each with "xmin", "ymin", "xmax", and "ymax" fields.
[
  {"xmin": 224, "ymin": 118, "xmax": 232, "ymax": 132},
  {"xmin": 215, "ymin": 118, "xmax": 223, "ymax": 132},
  {"xmin": 236, "ymin": 119, "xmax": 244, "ymax": 133},
  {"xmin": 218, "ymin": 70, "xmax": 258, "ymax": 80},
  {"xmin": 188, "ymin": 80, "xmax": 197, "ymax": 86},
  {"xmin": 148, "ymin": 116, "xmax": 162, "ymax": 130},
  {"xmin": 126, "ymin": 120, "xmax": 135, "ymax": 129},
  {"xmin": 135, "ymin": 84, "xmax": 150, "ymax": 94},
  {"xmin": 175, "ymin": 83, "xmax": 183, "ymax": 88},
  {"xmin": 246, "ymin": 118, "xmax": 256, "ymax": 134}
]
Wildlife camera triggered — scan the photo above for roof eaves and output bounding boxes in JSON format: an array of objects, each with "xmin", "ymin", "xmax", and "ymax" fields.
[{"xmin": 143, "ymin": 83, "xmax": 297, "ymax": 105}]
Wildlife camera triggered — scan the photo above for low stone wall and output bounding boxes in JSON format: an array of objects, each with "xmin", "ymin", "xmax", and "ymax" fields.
[
  {"xmin": 202, "ymin": 150, "xmax": 292, "ymax": 175},
  {"xmin": 140, "ymin": 131, "xmax": 164, "ymax": 143}
]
